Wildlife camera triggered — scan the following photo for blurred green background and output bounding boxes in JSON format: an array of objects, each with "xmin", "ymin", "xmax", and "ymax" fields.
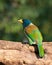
[{"xmin": 0, "ymin": 0, "xmax": 52, "ymax": 42}]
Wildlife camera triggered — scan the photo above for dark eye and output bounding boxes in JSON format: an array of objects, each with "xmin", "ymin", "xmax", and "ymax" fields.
[{"xmin": 22, "ymin": 19, "xmax": 24, "ymax": 22}]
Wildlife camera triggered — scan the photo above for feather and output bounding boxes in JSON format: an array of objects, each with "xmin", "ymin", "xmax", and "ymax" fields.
[{"xmin": 37, "ymin": 42, "xmax": 44, "ymax": 57}]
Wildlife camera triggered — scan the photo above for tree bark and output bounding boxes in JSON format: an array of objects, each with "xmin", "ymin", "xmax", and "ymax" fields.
[{"xmin": 0, "ymin": 40, "xmax": 52, "ymax": 65}]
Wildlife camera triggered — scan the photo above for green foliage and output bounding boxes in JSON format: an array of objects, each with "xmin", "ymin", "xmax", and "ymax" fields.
[{"xmin": 0, "ymin": 0, "xmax": 52, "ymax": 41}]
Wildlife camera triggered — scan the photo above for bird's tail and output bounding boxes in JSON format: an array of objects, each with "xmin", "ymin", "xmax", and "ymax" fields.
[{"xmin": 37, "ymin": 42, "xmax": 44, "ymax": 58}]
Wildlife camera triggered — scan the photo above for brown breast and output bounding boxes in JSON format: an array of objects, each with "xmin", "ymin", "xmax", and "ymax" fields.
[{"xmin": 25, "ymin": 24, "xmax": 38, "ymax": 34}]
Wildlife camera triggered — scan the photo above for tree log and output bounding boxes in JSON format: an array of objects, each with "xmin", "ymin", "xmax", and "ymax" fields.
[{"xmin": 0, "ymin": 40, "xmax": 52, "ymax": 65}]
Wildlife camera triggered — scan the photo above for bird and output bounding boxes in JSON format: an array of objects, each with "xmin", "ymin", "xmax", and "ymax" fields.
[{"xmin": 18, "ymin": 19, "xmax": 44, "ymax": 58}]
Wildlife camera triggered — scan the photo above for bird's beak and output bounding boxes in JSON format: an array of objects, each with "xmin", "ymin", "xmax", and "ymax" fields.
[{"xmin": 18, "ymin": 19, "xmax": 23, "ymax": 23}]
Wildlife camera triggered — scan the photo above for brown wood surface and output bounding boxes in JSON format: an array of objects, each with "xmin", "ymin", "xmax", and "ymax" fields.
[{"xmin": 0, "ymin": 40, "xmax": 52, "ymax": 65}]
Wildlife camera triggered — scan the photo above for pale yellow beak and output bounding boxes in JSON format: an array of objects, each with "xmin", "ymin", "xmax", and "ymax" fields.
[{"xmin": 18, "ymin": 19, "xmax": 23, "ymax": 23}]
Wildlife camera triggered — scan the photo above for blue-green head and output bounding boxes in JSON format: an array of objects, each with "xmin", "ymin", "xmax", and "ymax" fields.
[{"xmin": 18, "ymin": 19, "xmax": 31, "ymax": 28}]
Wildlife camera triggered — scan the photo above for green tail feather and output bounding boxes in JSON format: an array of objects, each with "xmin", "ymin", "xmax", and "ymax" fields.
[{"xmin": 37, "ymin": 43, "xmax": 44, "ymax": 57}]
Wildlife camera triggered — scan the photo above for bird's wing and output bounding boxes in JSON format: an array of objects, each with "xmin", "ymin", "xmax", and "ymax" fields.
[
  {"xmin": 25, "ymin": 24, "xmax": 43, "ymax": 41},
  {"xmin": 24, "ymin": 32, "xmax": 36, "ymax": 45}
]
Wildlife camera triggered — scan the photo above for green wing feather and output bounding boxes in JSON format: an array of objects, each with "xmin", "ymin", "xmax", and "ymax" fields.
[
  {"xmin": 24, "ymin": 32, "xmax": 35, "ymax": 45},
  {"xmin": 25, "ymin": 30, "xmax": 43, "ymax": 42}
]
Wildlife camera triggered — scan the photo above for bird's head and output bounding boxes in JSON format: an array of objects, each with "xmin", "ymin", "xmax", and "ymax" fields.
[{"xmin": 18, "ymin": 19, "xmax": 31, "ymax": 28}]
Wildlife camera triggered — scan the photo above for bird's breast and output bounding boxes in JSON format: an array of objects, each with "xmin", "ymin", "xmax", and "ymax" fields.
[{"xmin": 25, "ymin": 25, "xmax": 38, "ymax": 34}]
